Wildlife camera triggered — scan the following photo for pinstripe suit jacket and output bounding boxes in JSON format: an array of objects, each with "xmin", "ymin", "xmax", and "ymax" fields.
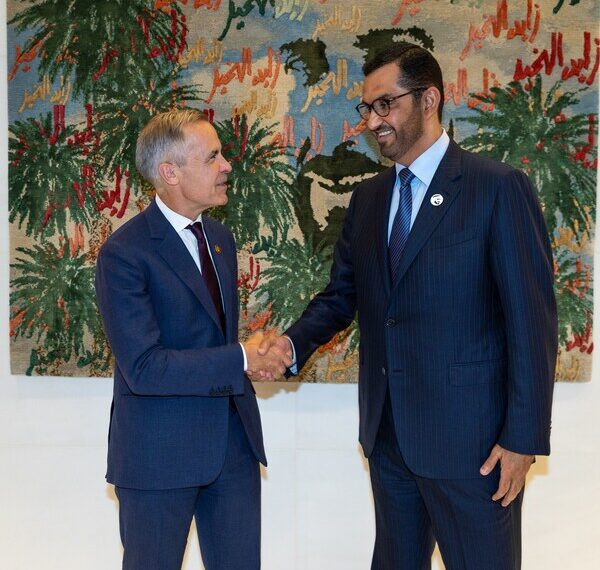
[{"xmin": 286, "ymin": 140, "xmax": 557, "ymax": 479}]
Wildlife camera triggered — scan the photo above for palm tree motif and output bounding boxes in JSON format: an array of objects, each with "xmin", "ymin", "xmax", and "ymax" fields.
[
  {"xmin": 9, "ymin": 0, "xmax": 187, "ymax": 102},
  {"xmin": 553, "ymin": 241, "xmax": 592, "ymax": 344},
  {"xmin": 458, "ymin": 75, "xmax": 596, "ymax": 241},
  {"xmin": 9, "ymin": 106, "xmax": 99, "ymax": 239},
  {"xmin": 212, "ymin": 114, "xmax": 297, "ymax": 246},
  {"xmin": 458, "ymin": 74, "xmax": 596, "ymax": 355},
  {"xmin": 8, "ymin": 4, "xmax": 596, "ymax": 382},
  {"xmin": 92, "ymin": 61, "xmax": 202, "ymax": 201},
  {"xmin": 10, "ymin": 240, "xmax": 102, "ymax": 375},
  {"xmin": 253, "ymin": 235, "xmax": 333, "ymax": 329},
  {"xmin": 76, "ymin": 324, "xmax": 113, "ymax": 376},
  {"xmin": 252, "ymin": 235, "xmax": 360, "ymax": 356}
]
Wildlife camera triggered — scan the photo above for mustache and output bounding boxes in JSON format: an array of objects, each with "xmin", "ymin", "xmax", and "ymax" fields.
[{"xmin": 373, "ymin": 126, "xmax": 394, "ymax": 134}]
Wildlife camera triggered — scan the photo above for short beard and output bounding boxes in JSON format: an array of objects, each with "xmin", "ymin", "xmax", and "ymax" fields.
[{"xmin": 379, "ymin": 109, "xmax": 424, "ymax": 163}]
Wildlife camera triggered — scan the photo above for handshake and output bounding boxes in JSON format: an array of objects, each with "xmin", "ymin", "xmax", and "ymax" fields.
[{"xmin": 242, "ymin": 332, "xmax": 294, "ymax": 381}]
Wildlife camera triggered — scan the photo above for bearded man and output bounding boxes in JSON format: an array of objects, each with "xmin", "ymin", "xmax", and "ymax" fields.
[{"xmin": 259, "ymin": 43, "xmax": 557, "ymax": 570}]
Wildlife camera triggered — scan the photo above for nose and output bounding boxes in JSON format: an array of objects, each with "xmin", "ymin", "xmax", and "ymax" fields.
[
  {"xmin": 221, "ymin": 156, "xmax": 232, "ymax": 173},
  {"xmin": 366, "ymin": 110, "xmax": 383, "ymax": 131}
]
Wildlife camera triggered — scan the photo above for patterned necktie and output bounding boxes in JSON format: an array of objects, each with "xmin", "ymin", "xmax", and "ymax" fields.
[
  {"xmin": 388, "ymin": 168, "xmax": 414, "ymax": 283},
  {"xmin": 188, "ymin": 221, "xmax": 226, "ymax": 332}
]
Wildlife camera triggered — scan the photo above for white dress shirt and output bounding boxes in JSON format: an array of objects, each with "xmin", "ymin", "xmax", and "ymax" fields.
[{"xmin": 155, "ymin": 195, "xmax": 248, "ymax": 370}]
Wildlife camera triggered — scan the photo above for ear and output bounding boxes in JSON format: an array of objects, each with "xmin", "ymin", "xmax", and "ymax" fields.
[
  {"xmin": 157, "ymin": 162, "xmax": 179, "ymax": 187},
  {"xmin": 421, "ymin": 87, "xmax": 441, "ymax": 121}
]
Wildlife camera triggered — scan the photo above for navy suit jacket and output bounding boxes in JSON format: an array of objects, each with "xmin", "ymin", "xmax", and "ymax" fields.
[
  {"xmin": 286, "ymin": 140, "xmax": 557, "ymax": 479},
  {"xmin": 95, "ymin": 200, "xmax": 266, "ymax": 490}
]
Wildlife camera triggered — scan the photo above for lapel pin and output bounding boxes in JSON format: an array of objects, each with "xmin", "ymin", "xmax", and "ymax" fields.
[
  {"xmin": 214, "ymin": 244, "xmax": 222, "ymax": 254},
  {"xmin": 430, "ymin": 194, "xmax": 444, "ymax": 206}
]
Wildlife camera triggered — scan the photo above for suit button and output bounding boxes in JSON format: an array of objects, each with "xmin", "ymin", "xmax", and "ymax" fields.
[
  {"xmin": 386, "ymin": 318, "xmax": 396, "ymax": 327},
  {"xmin": 381, "ymin": 367, "xmax": 386, "ymax": 376}
]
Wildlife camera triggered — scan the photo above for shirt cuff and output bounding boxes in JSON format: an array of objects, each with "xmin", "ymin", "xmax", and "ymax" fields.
[
  {"xmin": 283, "ymin": 335, "xmax": 298, "ymax": 375},
  {"xmin": 239, "ymin": 342, "xmax": 248, "ymax": 372}
]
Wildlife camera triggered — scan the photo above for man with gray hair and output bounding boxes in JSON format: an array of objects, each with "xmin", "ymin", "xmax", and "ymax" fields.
[{"xmin": 95, "ymin": 109, "xmax": 290, "ymax": 569}]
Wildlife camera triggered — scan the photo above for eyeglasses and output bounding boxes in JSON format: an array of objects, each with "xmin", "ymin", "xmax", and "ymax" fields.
[{"xmin": 355, "ymin": 89, "xmax": 425, "ymax": 120}]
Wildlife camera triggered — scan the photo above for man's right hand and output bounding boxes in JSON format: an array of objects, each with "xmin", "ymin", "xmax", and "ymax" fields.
[{"xmin": 243, "ymin": 332, "xmax": 292, "ymax": 381}]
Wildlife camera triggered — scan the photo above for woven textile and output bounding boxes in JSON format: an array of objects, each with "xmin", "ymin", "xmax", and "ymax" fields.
[{"xmin": 7, "ymin": 0, "xmax": 597, "ymax": 381}]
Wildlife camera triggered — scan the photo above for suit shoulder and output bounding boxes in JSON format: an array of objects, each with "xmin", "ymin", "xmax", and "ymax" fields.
[
  {"xmin": 458, "ymin": 146, "xmax": 534, "ymax": 199},
  {"xmin": 460, "ymin": 146, "xmax": 523, "ymax": 179},
  {"xmin": 100, "ymin": 210, "xmax": 150, "ymax": 254}
]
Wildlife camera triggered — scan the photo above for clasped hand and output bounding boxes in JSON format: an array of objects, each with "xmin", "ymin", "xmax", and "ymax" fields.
[{"xmin": 243, "ymin": 332, "xmax": 293, "ymax": 381}]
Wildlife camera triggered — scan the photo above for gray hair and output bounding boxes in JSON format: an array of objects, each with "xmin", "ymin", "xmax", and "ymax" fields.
[{"xmin": 135, "ymin": 109, "xmax": 208, "ymax": 186}]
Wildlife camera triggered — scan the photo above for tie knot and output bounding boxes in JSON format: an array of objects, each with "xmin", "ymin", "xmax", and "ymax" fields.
[
  {"xmin": 398, "ymin": 168, "xmax": 414, "ymax": 188},
  {"xmin": 188, "ymin": 221, "xmax": 204, "ymax": 238}
]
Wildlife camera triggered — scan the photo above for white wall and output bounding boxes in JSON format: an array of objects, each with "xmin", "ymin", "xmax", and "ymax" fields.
[{"xmin": 1, "ymin": 6, "xmax": 599, "ymax": 568}]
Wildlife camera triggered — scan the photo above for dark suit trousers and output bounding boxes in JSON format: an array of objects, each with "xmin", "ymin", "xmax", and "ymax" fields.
[
  {"xmin": 369, "ymin": 391, "xmax": 522, "ymax": 570},
  {"xmin": 116, "ymin": 405, "xmax": 261, "ymax": 570}
]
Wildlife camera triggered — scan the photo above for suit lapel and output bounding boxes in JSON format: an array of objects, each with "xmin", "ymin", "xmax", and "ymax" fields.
[
  {"xmin": 391, "ymin": 140, "xmax": 464, "ymax": 289},
  {"xmin": 373, "ymin": 167, "xmax": 398, "ymax": 298},
  {"xmin": 145, "ymin": 201, "xmax": 224, "ymax": 333}
]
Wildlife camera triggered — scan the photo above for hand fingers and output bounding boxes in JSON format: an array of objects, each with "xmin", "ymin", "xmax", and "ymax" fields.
[
  {"xmin": 500, "ymin": 482, "xmax": 522, "ymax": 507},
  {"xmin": 256, "ymin": 336, "xmax": 294, "ymax": 366},
  {"xmin": 272, "ymin": 349, "xmax": 292, "ymax": 368},
  {"xmin": 250, "ymin": 344, "xmax": 291, "ymax": 380},
  {"xmin": 265, "ymin": 363, "xmax": 287, "ymax": 379},
  {"xmin": 249, "ymin": 367, "xmax": 272, "ymax": 381},
  {"xmin": 262, "ymin": 364, "xmax": 285, "ymax": 379},
  {"xmin": 480, "ymin": 445, "xmax": 501, "ymax": 476},
  {"xmin": 257, "ymin": 335, "xmax": 273, "ymax": 356},
  {"xmin": 491, "ymin": 473, "xmax": 511, "ymax": 502},
  {"xmin": 262, "ymin": 346, "xmax": 291, "ymax": 369}
]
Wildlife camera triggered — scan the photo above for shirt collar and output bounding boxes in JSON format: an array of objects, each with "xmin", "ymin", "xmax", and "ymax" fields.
[
  {"xmin": 395, "ymin": 129, "xmax": 450, "ymax": 187},
  {"xmin": 155, "ymin": 194, "xmax": 203, "ymax": 233}
]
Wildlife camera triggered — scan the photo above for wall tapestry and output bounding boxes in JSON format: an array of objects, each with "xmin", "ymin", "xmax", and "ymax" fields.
[{"xmin": 7, "ymin": 0, "xmax": 597, "ymax": 381}]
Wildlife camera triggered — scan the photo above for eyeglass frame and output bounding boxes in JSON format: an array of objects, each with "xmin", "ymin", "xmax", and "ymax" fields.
[{"xmin": 355, "ymin": 88, "xmax": 427, "ymax": 120}]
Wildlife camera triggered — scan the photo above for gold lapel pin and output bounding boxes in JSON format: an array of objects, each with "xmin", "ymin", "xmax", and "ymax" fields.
[{"xmin": 214, "ymin": 244, "xmax": 222, "ymax": 254}]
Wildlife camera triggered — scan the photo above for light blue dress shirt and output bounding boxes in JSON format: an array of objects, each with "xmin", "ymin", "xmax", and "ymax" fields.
[{"xmin": 387, "ymin": 129, "xmax": 450, "ymax": 243}]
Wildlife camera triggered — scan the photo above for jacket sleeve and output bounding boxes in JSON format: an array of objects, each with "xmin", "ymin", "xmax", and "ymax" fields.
[
  {"xmin": 95, "ymin": 238, "xmax": 245, "ymax": 397},
  {"xmin": 285, "ymin": 188, "xmax": 359, "ymax": 370},
  {"xmin": 490, "ymin": 169, "xmax": 557, "ymax": 455}
]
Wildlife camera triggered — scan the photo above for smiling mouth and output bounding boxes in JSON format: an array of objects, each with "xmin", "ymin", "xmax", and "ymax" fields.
[{"xmin": 374, "ymin": 128, "xmax": 394, "ymax": 140}]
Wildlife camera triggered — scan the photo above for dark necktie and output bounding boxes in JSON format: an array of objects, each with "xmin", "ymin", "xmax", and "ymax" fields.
[
  {"xmin": 388, "ymin": 168, "xmax": 414, "ymax": 283},
  {"xmin": 188, "ymin": 221, "xmax": 226, "ymax": 332}
]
